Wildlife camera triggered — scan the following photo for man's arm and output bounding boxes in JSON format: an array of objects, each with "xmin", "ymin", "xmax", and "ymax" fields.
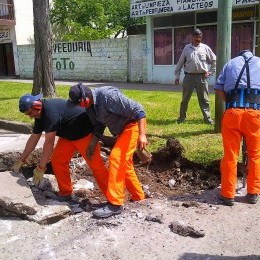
[
  {"xmin": 20, "ymin": 133, "xmax": 42, "ymax": 162},
  {"xmin": 38, "ymin": 131, "xmax": 56, "ymax": 170},
  {"xmin": 137, "ymin": 117, "xmax": 148, "ymax": 150},
  {"xmin": 207, "ymin": 46, "xmax": 217, "ymax": 75},
  {"xmin": 174, "ymin": 48, "xmax": 186, "ymax": 84}
]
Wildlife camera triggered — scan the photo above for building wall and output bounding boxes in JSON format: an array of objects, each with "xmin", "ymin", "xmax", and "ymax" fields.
[
  {"xmin": 17, "ymin": 36, "xmax": 147, "ymax": 82},
  {"xmin": 145, "ymin": 7, "xmax": 259, "ymax": 85},
  {"xmin": 13, "ymin": 0, "xmax": 34, "ymax": 45},
  {"xmin": 0, "ymin": 25, "xmax": 18, "ymax": 76}
]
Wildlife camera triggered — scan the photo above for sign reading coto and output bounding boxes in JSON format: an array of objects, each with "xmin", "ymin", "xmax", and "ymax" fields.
[{"xmin": 53, "ymin": 41, "xmax": 92, "ymax": 56}]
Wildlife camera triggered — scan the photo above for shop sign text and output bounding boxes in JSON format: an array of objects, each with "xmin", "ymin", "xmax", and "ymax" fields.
[
  {"xmin": 53, "ymin": 41, "xmax": 92, "ymax": 56},
  {"xmin": 130, "ymin": 0, "xmax": 259, "ymax": 17},
  {"xmin": 0, "ymin": 28, "xmax": 10, "ymax": 41}
]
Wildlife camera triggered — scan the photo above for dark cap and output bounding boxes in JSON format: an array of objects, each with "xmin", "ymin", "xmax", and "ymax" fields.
[
  {"xmin": 69, "ymin": 83, "xmax": 92, "ymax": 103},
  {"xmin": 19, "ymin": 94, "xmax": 42, "ymax": 113},
  {"xmin": 193, "ymin": 28, "xmax": 203, "ymax": 36}
]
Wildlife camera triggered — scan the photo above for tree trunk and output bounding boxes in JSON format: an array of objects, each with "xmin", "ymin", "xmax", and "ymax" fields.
[{"xmin": 32, "ymin": 0, "xmax": 55, "ymax": 97}]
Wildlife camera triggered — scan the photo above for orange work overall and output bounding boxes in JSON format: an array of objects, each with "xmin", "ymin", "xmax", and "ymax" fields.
[
  {"xmin": 221, "ymin": 108, "xmax": 260, "ymax": 198},
  {"xmin": 51, "ymin": 134, "xmax": 109, "ymax": 196},
  {"xmin": 106, "ymin": 122, "xmax": 145, "ymax": 205}
]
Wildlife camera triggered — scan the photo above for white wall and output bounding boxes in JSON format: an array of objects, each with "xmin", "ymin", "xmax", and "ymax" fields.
[
  {"xmin": 17, "ymin": 37, "xmax": 148, "ymax": 82},
  {"xmin": 18, "ymin": 38, "xmax": 125, "ymax": 81},
  {"xmin": 14, "ymin": 0, "xmax": 34, "ymax": 45}
]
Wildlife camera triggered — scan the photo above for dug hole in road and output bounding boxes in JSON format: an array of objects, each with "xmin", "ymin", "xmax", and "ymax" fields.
[{"xmin": 0, "ymin": 137, "xmax": 259, "ymax": 260}]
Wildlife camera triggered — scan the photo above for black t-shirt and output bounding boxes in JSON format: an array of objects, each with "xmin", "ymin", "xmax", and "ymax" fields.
[{"xmin": 33, "ymin": 99, "xmax": 93, "ymax": 140}]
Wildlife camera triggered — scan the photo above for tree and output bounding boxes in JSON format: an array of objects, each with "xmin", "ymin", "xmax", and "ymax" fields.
[
  {"xmin": 50, "ymin": 0, "xmax": 145, "ymax": 41},
  {"xmin": 32, "ymin": 0, "xmax": 56, "ymax": 97}
]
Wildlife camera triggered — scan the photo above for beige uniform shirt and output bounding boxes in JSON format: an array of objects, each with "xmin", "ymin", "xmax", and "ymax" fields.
[{"xmin": 174, "ymin": 43, "xmax": 216, "ymax": 80}]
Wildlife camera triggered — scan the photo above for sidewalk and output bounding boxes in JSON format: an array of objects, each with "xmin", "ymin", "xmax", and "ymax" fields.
[{"xmin": 1, "ymin": 78, "xmax": 182, "ymax": 92}]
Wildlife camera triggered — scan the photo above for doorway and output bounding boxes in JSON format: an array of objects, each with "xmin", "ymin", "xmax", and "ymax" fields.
[{"xmin": 0, "ymin": 43, "xmax": 15, "ymax": 76}]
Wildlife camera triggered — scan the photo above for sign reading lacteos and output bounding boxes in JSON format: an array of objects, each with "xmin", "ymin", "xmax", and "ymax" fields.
[{"xmin": 130, "ymin": 0, "xmax": 259, "ymax": 18}]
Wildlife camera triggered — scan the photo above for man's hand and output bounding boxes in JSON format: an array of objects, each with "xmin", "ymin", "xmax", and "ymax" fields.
[
  {"xmin": 33, "ymin": 166, "xmax": 46, "ymax": 185},
  {"xmin": 138, "ymin": 133, "xmax": 148, "ymax": 150},
  {"xmin": 204, "ymin": 71, "xmax": 212, "ymax": 78},
  {"xmin": 86, "ymin": 135, "xmax": 99, "ymax": 160},
  {"xmin": 11, "ymin": 159, "xmax": 24, "ymax": 172},
  {"xmin": 175, "ymin": 79, "xmax": 180, "ymax": 85}
]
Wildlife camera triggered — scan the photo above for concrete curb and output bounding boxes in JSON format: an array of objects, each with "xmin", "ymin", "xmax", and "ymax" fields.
[{"xmin": 0, "ymin": 119, "xmax": 32, "ymax": 134}]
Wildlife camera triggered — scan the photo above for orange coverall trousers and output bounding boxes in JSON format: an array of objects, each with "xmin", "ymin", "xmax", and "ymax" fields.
[
  {"xmin": 221, "ymin": 108, "xmax": 260, "ymax": 198},
  {"xmin": 51, "ymin": 134, "xmax": 109, "ymax": 196},
  {"xmin": 106, "ymin": 122, "xmax": 145, "ymax": 205}
]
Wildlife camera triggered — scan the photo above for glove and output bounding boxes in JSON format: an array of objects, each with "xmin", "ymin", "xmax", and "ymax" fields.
[
  {"xmin": 33, "ymin": 166, "xmax": 46, "ymax": 186},
  {"xmin": 11, "ymin": 159, "xmax": 24, "ymax": 172},
  {"xmin": 86, "ymin": 135, "xmax": 99, "ymax": 160}
]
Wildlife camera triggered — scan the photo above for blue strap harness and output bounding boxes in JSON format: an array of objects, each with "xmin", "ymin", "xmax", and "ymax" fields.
[{"xmin": 225, "ymin": 55, "xmax": 260, "ymax": 110}]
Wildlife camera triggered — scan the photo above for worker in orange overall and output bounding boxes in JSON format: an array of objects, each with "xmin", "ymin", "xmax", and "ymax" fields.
[
  {"xmin": 12, "ymin": 94, "xmax": 109, "ymax": 202},
  {"xmin": 215, "ymin": 50, "xmax": 260, "ymax": 206},
  {"xmin": 69, "ymin": 83, "xmax": 148, "ymax": 218}
]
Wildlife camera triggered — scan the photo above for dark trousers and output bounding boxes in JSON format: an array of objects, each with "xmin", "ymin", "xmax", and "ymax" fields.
[{"xmin": 179, "ymin": 74, "xmax": 211, "ymax": 121}]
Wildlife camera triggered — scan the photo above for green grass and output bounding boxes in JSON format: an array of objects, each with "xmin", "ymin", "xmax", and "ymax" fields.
[{"xmin": 0, "ymin": 82, "xmax": 223, "ymax": 165}]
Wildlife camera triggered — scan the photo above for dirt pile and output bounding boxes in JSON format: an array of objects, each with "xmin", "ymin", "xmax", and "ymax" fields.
[
  {"xmin": 18, "ymin": 137, "xmax": 222, "ymax": 203},
  {"xmin": 135, "ymin": 137, "xmax": 221, "ymax": 198}
]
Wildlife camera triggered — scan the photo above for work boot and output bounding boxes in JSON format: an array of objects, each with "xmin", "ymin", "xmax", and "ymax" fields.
[
  {"xmin": 87, "ymin": 201, "xmax": 108, "ymax": 211},
  {"xmin": 204, "ymin": 118, "xmax": 214, "ymax": 125},
  {"xmin": 57, "ymin": 194, "xmax": 79, "ymax": 203},
  {"xmin": 246, "ymin": 194, "xmax": 259, "ymax": 204},
  {"xmin": 218, "ymin": 194, "xmax": 234, "ymax": 206},
  {"xmin": 92, "ymin": 202, "xmax": 123, "ymax": 218},
  {"xmin": 177, "ymin": 117, "xmax": 185, "ymax": 124}
]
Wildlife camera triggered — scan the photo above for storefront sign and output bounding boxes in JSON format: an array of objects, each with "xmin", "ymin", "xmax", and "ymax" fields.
[
  {"xmin": 53, "ymin": 41, "xmax": 92, "ymax": 56},
  {"xmin": 0, "ymin": 28, "xmax": 10, "ymax": 41},
  {"xmin": 130, "ymin": 0, "xmax": 259, "ymax": 17},
  {"xmin": 232, "ymin": 7, "xmax": 254, "ymax": 20}
]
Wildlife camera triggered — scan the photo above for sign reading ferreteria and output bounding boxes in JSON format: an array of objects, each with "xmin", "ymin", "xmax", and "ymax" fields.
[{"xmin": 130, "ymin": 0, "xmax": 259, "ymax": 17}]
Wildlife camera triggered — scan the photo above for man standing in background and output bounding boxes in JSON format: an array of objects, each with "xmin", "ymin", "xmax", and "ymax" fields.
[{"xmin": 174, "ymin": 28, "xmax": 216, "ymax": 125}]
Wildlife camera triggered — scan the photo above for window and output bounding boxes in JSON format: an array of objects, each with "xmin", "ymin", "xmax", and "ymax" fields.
[
  {"xmin": 154, "ymin": 29, "xmax": 172, "ymax": 65},
  {"xmin": 232, "ymin": 23, "xmax": 253, "ymax": 58},
  {"xmin": 174, "ymin": 27, "xmax": 193, "ymax": 64},
  {"xmin": 174, "ymin": 26, "xmax": 217, "ymax": 64},
  {"xmin": 200, "ymin": 26, "xmax": 217, "ymax": 54},
  {"xmin": 197, "ymin": 11, "xmax": 217, "ymax": 24},
  {"xmin": 153, "ymin": 13, "xmax": 194, "ymax": 28}
]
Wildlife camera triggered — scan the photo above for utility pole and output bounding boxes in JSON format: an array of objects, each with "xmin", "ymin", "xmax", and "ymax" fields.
[
  {"xmin": 257, "ymin": 2, "xmax": 260, "ymax": 56},
  {"xmin": 214, "ymin": 0, "xmax": 232, "ymax": 133}
]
